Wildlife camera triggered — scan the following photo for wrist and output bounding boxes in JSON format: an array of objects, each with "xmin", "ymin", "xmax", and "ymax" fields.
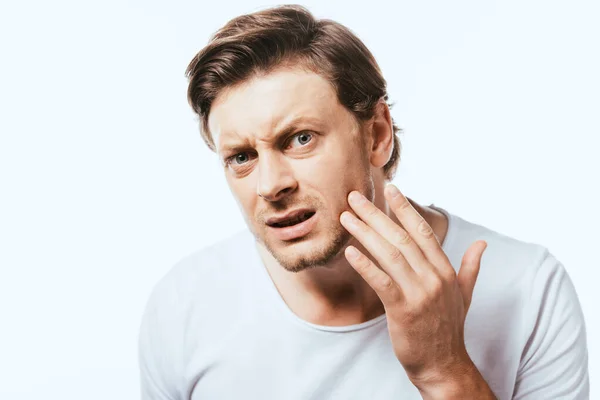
[{"xmin": 411, "ymin": 358, "xmax": 491, "ymax": 400}]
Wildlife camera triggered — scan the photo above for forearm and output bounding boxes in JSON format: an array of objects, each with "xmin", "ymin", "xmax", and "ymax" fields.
[{"xmin": 412, "ymin": 360, "xmax": 497, "ymax": 400}]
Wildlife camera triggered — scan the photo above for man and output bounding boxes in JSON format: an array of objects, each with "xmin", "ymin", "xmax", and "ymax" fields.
[{"xmin": 139, "ymin": 5, "xmax": 589, "ymax": 399}]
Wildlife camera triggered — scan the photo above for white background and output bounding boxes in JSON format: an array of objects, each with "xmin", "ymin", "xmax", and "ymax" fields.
[{"xmin": 1, "ymin": 0, "xmax": 598, "ymax": 398}]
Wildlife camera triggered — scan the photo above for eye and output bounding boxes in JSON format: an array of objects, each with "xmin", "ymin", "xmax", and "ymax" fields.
[
  {"xmin": 226, "ymin": 152, "xmax": 252, "ymax": 166},
  {"xmin": 234, "ymin": 153, "xmax": 249, "ymax": 164},
  {"xmin": 288, "ymin": 131, "xmax": 313, "ymax": 148}
]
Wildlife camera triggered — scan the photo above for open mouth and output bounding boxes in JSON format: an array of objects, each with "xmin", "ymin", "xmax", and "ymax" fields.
[{"xmin": 269, "ymin": 211, "xmax": 316, "ymax": 228}]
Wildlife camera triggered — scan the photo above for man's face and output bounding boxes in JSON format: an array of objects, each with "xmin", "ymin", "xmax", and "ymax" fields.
[{"xmin": 208, "ymin": 67, "xmax": 375, "ymax": 272}]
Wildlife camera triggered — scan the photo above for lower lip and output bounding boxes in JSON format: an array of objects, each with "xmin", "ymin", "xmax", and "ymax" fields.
[{"xmin": 268, "ymin": 213, "xmax": 318, "ymax": 241}]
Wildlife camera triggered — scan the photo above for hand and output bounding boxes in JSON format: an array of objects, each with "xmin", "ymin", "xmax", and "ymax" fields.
[{"xmin": 339, "ymin": 184, "xmax": 487, "ymax": 387}]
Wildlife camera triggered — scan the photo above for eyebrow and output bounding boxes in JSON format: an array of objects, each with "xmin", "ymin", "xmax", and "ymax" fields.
[{"xmin": 218, "ymin": 116, "xmax": 323, "ymax": 155}]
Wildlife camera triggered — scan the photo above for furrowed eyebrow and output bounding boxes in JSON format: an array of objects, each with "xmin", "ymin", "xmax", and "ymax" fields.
[
  {"xmin": 218, "ymin": 116, "xmax": 323, "ymax": 155},
  {"xmin": 219, "ymin": 141, "xmax": 252, "ymax": 155}
]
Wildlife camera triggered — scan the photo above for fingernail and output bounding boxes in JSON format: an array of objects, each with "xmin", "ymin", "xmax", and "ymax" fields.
[
  {"xmin": 387, "ymin": 184, "xmax": 400, "ymax": 198},
  {"xmin": 348, "ymin": 191, "xmax": 364, "ymax": 204},
  {"xmin": 346, "ymin": 247, "xmax": 360, "ymax": 259},
  {"xmin": 341, "ymin": 211, "xmax": 356, "ymax": 226}
]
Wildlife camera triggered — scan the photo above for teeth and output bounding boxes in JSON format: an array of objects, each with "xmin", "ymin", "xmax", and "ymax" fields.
[{"xmin": 273, "ymin": 212, "xmax": 311, "ymax": 228}]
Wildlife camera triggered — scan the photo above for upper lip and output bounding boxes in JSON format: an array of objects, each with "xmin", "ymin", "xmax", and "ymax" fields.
[{"xmin": 265, "ymin": 209, "xmax": 315, "ymax": 226}]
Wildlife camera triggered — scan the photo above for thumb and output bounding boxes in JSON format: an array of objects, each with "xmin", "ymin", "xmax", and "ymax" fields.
[{"xmin": 457, "ymin": 240, "xmax": 487, "ymax": 314}]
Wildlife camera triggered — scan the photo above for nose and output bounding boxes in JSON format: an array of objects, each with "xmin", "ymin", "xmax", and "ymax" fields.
[{"xmin": 257, "ymin": 152, "xmax": 297, "ymax": 202}]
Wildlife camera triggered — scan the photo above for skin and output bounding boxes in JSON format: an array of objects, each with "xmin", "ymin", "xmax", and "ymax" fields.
[
  {"xmin": 208, "ymin": 66, "xmax": 496, "ymax": 399},
  {"xmin": 341, "ymin": 187, "xmax": 495, "ymax": 398}
]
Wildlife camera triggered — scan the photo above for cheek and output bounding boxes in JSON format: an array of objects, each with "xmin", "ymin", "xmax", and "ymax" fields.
[
  {"xmin": 302, "ymin": 144, "xmax": 355, "ymax": 181},
  {"xmin": 297, "ymin": 155, "xmax": 365, "ymax": 212},
  {"xmin": 309, "ymin": 144, "xmax": 369, "ymax": 188},
  {"xmin": 296, "ymin": 156, "xmax": 347, "ymax": 202}
]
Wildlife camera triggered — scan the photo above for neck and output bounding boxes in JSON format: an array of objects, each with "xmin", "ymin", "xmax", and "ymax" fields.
[{"xmin": 256, "ymin": 195, "xmax": 448, "ymax": 327}]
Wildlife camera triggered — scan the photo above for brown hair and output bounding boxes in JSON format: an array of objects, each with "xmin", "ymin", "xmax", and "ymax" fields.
[{"xmin": 185, "ymin": 4, "xmax": 402, "ymax": 180}]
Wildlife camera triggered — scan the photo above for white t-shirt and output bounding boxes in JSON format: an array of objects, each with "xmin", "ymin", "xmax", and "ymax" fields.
[{"xmin": 138, "ymin": 206, "xmax": 589, "ymax": 399}]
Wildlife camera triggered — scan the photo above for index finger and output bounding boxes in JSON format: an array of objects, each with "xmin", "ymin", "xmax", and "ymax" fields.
[{"xmin": 385, "ymin": 184, "xmax": 450, "ymax": 271}]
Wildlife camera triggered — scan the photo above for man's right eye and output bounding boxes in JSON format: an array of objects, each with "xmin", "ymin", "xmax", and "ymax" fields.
[
  {"xmin": 226, "ymin": 152, "xmax": 251, "ymax": 166},
  {"xmin": 225, "ymin": 152, "xmax": 250, "ymax": 167},
  {"xmin": 234, "ymin": 153, "xmax": 249, "ymax": 164}
]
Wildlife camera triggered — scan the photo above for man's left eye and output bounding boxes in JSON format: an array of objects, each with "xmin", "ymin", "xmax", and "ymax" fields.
[{"xmin": 289, "ymin": 132, "xmax": 313, "ymax": 148}]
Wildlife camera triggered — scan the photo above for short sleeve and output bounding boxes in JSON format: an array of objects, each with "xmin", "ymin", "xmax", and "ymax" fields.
[{"xmin": 512, "ymin": 250, "xmax": 589, "ymax": 399}]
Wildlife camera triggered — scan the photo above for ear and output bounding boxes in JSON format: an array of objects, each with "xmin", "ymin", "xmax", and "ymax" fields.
[{"xmin": 369, "ymin": 100, "xmax": 394, "ymax": 169}]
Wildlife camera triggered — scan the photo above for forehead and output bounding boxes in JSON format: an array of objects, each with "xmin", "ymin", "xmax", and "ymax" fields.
[{"xmin": 208, "ymin": 67, "xmax": 343, "ymax": 151}]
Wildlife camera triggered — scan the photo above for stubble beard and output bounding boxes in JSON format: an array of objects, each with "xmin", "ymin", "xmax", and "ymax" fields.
[
  {"xmin": 253, "ymin": 134, "xmax": 375, "ymax": 273},
  {"xmin": 264, "ymin": 221, "xmax": 353, "ymax": 273},
  {"xmin": 256, "ymin": 182, "xmax": 374, "ymax": 273}
]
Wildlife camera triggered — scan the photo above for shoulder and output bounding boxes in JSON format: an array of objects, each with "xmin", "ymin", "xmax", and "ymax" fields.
[
  {"xmin": 449, "ymin": 210, "xmax": 586, "ymax": 348},
  {"xmin": 139, "ymin": 228, "xmax": 257, "ymax": 352},
  {"xmin": 138, "ymin": 229, "xmax": 258, "ymax": 394},
  {"xmin": 441, "ymin": 209, "xmax": 550, "ymax": 286},
  {"xmin": 144, "ymin": 228, "xmax": 255, "ymax": 317},
  {"xmin": 435, "ymin": 209, "xmax": 588, "ymax": 396},
  {"xmin": 443, "ymin": 210, "xmax": 570, "ymax": 319}
]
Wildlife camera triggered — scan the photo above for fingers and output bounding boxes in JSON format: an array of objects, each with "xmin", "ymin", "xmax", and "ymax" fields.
[
  {"xmin": 341, "ymin": 211, "xmax": 417, "ymax": 286},
  {"xmin": 347, "ymin": 190, "xmax": 430, "ymax": 275},
  {"xmin": 384, "ymin": 184, "xmax": 451, "ymax": 274},
  {"xmin": 345, "ymin": 245, "xmax": 403, "ymax": 306}
]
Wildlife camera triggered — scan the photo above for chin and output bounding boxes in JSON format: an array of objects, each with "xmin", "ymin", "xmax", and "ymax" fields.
[{"xmin": 262, "ymin": 225, "xmax": 352, "ymax": 273}]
